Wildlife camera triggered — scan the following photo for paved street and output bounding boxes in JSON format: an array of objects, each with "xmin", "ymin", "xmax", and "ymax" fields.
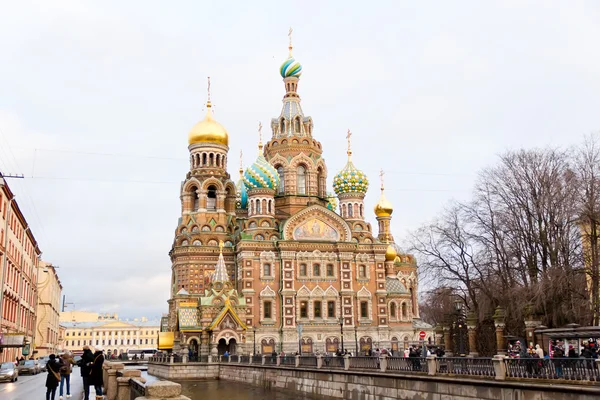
[{"xmin": 0, "ymin": 371, "xmax": 86, "ymax": 400}]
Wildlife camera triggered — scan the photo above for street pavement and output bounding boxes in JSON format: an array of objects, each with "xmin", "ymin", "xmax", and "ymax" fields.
[{"xmin": 0, "ymin": 369, "xmax": 87, "ymax": 400}]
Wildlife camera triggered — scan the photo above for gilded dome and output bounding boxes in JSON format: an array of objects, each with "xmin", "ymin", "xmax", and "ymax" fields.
[
  {"xmin": 243, "ymin": 152, "xmax": 280, "ymax": 190},
  {"xmin": 333, "ymin": 160, "xmax": 369, "ymax": 196},
  {"xmin": 385, "ymin": 244, "xmax": 397, "ymax": 262},
  {"xmin": 374, "ymin": 191, "xmax": 393, "ymax": 217},
  {"xmin": 188, "ymin": 103, "xmax": 229, "ymax": 146},
  {"xmin": 280, "ymin": 56, "xmax": 302, "ymax": 78}
]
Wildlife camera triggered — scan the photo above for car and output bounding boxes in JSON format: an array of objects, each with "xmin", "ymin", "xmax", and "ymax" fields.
[
  {"xmin": 38, "ymin": 360, "xmax": 47, "ymax": 372},
  {"xmin": 0, "ymin": 362, "xmax": 19, "ymax": 382},
  {"xmin": 17, "ymin": 360, "xmax": 40, "ymax": 375}
]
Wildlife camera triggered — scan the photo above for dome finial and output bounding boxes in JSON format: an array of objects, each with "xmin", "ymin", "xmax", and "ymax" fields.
[
  {"xmin": 374, "ymin": 168, "xmax": 394, "ymax": 217},
  {"xmin": 288, "ymin": 27, "xmax": 293, "ymax": 57},
  {"xmin": 379, "ymin": 169, "xmax": 385, "ymax": 193},
  {"xmin": 239, "ymin": 150, "xmax": 243, "ymax": 177},
  {"xmin": 346, "ymin": 129, "xmax": 353, "ymax": 161},
  {"xmin": 206, "ymin": 76, "xmax": 212, "ymax": 108},
  {"xmin": 257, "ymin": 121, "xmax": 263, "ymax": 153}
]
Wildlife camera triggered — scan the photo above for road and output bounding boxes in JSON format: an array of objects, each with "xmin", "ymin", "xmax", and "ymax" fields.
[{"xmin": 0, "ymin": 369, "xmax": 85, "ymax": 400}]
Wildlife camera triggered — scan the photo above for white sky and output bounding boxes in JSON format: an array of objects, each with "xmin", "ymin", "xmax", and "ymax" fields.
[{"xmin": 1, "ymin": 0, "xmax": 599, "ymax": 319}]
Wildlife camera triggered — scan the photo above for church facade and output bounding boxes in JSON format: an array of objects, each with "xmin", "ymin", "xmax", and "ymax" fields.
[{"xmin": 162, "ymin": 41, "xmax": 428, "ymax": 356}]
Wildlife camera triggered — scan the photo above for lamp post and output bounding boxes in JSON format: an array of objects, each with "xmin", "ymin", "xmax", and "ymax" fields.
[
  {"xmin": 454, "ymin": 299, "xmax": 466, "ymax": 356},
  {"xmin": 296, "ymin": 323, "xmax": 303, "ymax": 355},
  {"xmin": 252, "ymin": 326, "xmax": 256, "ymax": 356}
]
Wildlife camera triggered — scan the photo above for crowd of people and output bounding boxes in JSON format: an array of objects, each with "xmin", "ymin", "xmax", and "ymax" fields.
[
  {"xmin": 507, "ymin": 340, "xmax": 600, "ymax": 360},
  {"xmin": 42, "ymin": 345, "xmax": 105, "ymax": 400}
]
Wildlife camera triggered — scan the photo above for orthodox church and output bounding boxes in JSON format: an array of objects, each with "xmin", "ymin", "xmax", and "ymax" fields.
[{"xmin": 160, "ymin": 38, "xmax": 428, "ymax": 356}]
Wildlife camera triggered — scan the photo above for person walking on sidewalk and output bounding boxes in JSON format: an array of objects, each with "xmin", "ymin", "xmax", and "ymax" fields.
[
  {"xmin": 45, "ymin": 354, "xmax": 61, "ymax": 400},
  {"xmin": 90, "ymin": 346, "xmax": 105, "ymax": 399},
  {"xmin": 78, "ymin": 346, "xmax": 95, "ymax": 400},
  {"xmin": 59, "ymin": 352, "xmax": 76, "ymax": 399}
]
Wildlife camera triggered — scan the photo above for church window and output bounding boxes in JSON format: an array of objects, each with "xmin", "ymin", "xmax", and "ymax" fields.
[
  {"xmin": 313, "ymin": 264, "xmax": 320, "ymax": 277},
  {"xmin": 360, "ymin": 204, "xmax": 364, "ymax": 217},
  {"xmin": 360, "ymin": 301, "xmax": 368, "ymax": 319},
  {"xmin": 402, "ymin": 302, "xmax": 407, "ymax": 319},
  {"xmin": 277, "ymin": 167, "xmax": 285, "ymax": 194},
  {"xmin": 264, "ymin": 301, "xmax": 272, "ymax": 319},
  {"xmin": 255, "ymin": 234, "xmax": 264, "ymax": 241},
  {"xmin": 261, "ymin": 199, "xmax": 267, "ymax": 214},
  {"xmin": 255, "ymin": 199, "xmax": 261, "ymax": 214},
  {"xmin": 327, "ymin": 301, "xmax": 335, "ymax": 318},
  {"xmin": 202, "ymin": 153, "xmax": 207, "ymax": 166},
  {"xmin": 314, "ymin": 301, "xmax": 322, "ymax": 318},
  {"xmin": 190, "ymin": 186, "xmax": 199, "ymax": 211},
  {"xmin": 390, "ymin": 303, "xmax": 396, "ymax": 319},
  {"xmin": 268, "ymin": 200, "xmax": 272, "ymax": 214},
  {"xmin": 279, "ymin": 118, "xmax": 285, "ymax": 134},
  {"xmin": 207, "ymin": 185, "xmax": 217, "ymax": 211},
  {"xmin": 358, "ymin": 265, "xmax": 366, "ymax": 278},
  {"xmin": 297, "ymin": 166, "xmax": 306, "ymax": 195},
  {"xmin": 294, "ymin": 117, "xmax": 301, "ymax": 133},
  {"xmin": 263, "ymin": 264, "xmax": 271, "ymax": 277},
  {"xmin": 300, "ymin": 301, "xmax": 308, "ymax": 318},
  {"xmin": 348, "ymin": 204, "xmax": 353, "ymax": 218},
  {"xmin": 299, "ymin": 264, "xmax": 307, "ymax": 276},
  {"xmin": 209, "ymin": 153, "xmax": 214, "ymax": 166},
  {"xmin": 341, "ymin": 204, "xmax": 346, "ymax": 217},
  {"xmin": 326, "ymin": 264, "xmax": 334, "ymax": 277}
]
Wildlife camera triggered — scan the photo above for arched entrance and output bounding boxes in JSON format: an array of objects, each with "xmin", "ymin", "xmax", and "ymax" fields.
[
  {"xmin": 301, "ymin": 338, "xmax": 313, "ymax": 355},
  {"xmin": 325, "ymin": 337, "xmax": 339, "ymax": 354},
  {"xmin": 189, "ymin": 339, "xmax": 199, "ymax": 361},
  {"xmin": 359, "ymin": 337, "xmax": 372, "ymax": 355}
]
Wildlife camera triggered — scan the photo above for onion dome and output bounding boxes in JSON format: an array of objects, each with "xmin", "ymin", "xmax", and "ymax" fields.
[
  {"xmin": 385, "ymin": 244, "xmax": 397, "ymax": 262},
  {"xmin": 374, "ymin": 190, "xmax": 393, "ymax": 217},
  {"xmin": 333, "ymin": 161, "xmax": 369, "ymax": 195},
  {"xmin": 188, "ymin": 101, "xmax": 229, "ymax": 146},
  {"xmin": 280, "ymin": 57, "xmax": 302, "ymax": 78},
  {"xmin": 243, "ymin": 150, "xmax": 280, "ymax": 191},
  {"xmin": 326, "ymin": 193, "xmax": 338, "ymax": 212},
  {"xmin": 236, "ymin": 176, "xmax": 248, "ymax": 209}
]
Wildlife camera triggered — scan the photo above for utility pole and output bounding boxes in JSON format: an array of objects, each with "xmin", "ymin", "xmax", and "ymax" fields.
[{"xmin": 62, "ymin": 295, "xmax": 73, "ymax": 312}]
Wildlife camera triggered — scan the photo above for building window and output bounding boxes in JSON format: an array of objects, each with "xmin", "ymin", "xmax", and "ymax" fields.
[
  {"xmin": 207, "ymin": 185, "xmax": 217, "ymax": 211},
  {"xmin": 314, "ymin": 301, "xmax": 322, "ymax": 318},
  {"xmin": 326, "ymin": 264, "xmax": 334, "ymax": 277},
  {"xmin": 277, "ymin": 167, "xmax": 285, "ymax": 194},
  {"xmin": 313, "ymin": 264, "xmax": 320, "ymax": 277},
  {"xmin": 263, "ymin": 264, "xmax": 271, "ymax": 277},
  {"xmin": 402, "ymin": 302, "xmax": 407, "ymax": 319},
  {"xmin": 300, "ymin": 301, "xmax": 308, "ymax": 318},
  {"xmin": 264, "ymin": 301, "xmax": 272, "ymax": 319},
  {"xmin": 108, "ymin": 340, "xmax": 111, "ymax": 345},
  {"xmin": 145, "ymin": 339, "xmax": 148, "ymax": 344},
  {"xmin": 299, "ymin": 264, "xmax": 307, "ymax": 276},
  {"xmin": 358, "ymin": 265, "xmax": 366, "ymax": 278},
  {"xmin": 390, "ymin": 303, "xmax": 396, "ymax": 319},
  {"xmin": 133, "ymin": 339, "xmax": 136, "ymax": 345},
  {"xmin": 360, "ymin": 301, "xmax": 368, "ymax": 319},
  {"xmin": 297, "ymin": 166, "xmax": 306, "ymax": 195},
  {"xmin": 327, "ymin": 301, "xmax": 335, "ymax": 318}
]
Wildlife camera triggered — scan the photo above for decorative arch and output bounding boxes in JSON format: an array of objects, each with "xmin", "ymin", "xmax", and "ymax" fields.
[
  {"xmin": 297, "ymin": 285, "xmax": 311, "ymax": 297},
  {"xmin": 182, "ymin": 178, "xmax": 202, "ymax": 194},
  {"xmin": 311, "ymin": 286, "xmax": 325, "ymax": 297},
  {"xmin": 289, "ymin": 153, "xmax": 315, "ymax": 169},
  {"xmin": 201, "ymin": 177, "xmax": 225, "ymax": 191},
  {"xmin": 281, "ymin": 205, "xmax": 352, "ymax": 242},
  {"xmin": 324, "ymin": 285, "xmax": 338, "ymax": 297},
  {"xmin": 357, "ymin": 286, "xmax": 372, "ymax": 298},
  {"xmin": 259, "ymin": 286, "xmax": 276, "ymax": 297},
  {"xmin": 268, "ymin": 154, "xmax": 289, "ymax": 168}
]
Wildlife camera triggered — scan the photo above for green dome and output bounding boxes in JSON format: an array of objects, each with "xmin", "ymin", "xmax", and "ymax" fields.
[{"xmin": 333, "ymin": 160, "xmax": 369, "ymax": 195}]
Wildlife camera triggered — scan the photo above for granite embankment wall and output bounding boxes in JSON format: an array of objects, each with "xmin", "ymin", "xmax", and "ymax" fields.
[{"xmin": 149, "ymin": 363, "xmax": 600, "ymax": 400}]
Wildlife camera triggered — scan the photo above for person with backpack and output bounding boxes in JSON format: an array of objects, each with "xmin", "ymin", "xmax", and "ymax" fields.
[{"xmin": 59, "ymin": 352, "xmax": 76, "ymax": 399}]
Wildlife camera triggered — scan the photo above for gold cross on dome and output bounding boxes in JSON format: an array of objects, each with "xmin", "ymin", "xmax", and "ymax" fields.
[
  {"xmin": 239, "ymin": 150, "xmax": 243, "ymax": 171},
  {"xmin": 346, "ymin": 129, "xmax": 352, "ymax": 152},
  {"xmin": 380, "ymin": 169, "xmax": 385, "ymax": 191},
  {"xmin": 207, "ymin": 76, "xmax": 211, "ymax": 103},
  {"xmin": 288, "ymin": 27, "xmax": 293, "ymax": 56}
]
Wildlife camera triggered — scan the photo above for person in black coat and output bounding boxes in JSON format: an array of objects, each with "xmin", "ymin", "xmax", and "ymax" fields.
[
  {"xmin": 45, "ymin": 354, "xmax": 61, "ymax": 400},
  {"xmin": 90, "ymin": 347, "xmax": 105, "ymax": 397},
  {"xmin": 78, "ymin": 346, "xmax": 95, "ymax": 400}
]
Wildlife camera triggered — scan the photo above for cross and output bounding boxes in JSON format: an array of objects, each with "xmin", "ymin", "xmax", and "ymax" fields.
[
  {"xmin": 258, "ymin": 121, "xmax": 263, "ymax": 143},
  {"xmin": 380, "ymin": 169, "xmax": 385, "ymax": 191},
  {"xmin": 239, "ymin": 150, "xmax": 243, "ymax": 171},
  {"xmin": 207, "ymin": 76, "xmax": 211, "ymax": 103},
  {"xmin": 288, "ymin": 27, "xmax": 293, "ymax": 55},
  {"xmin": 346, "ymin": 129, "xmax": 352, "ymax": 153}
]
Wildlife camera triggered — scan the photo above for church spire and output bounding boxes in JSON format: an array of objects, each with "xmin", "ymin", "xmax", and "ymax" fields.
[{"xmin": 211, "ymin": 241, "xmax": 229, "ymax": 283}]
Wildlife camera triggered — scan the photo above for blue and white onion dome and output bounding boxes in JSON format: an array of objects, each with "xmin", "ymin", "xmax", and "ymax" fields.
[
  {"xmin": 236, "ymin": 177, "xmax": 248, "ymax": 209},
  {"xmin": 333, "ymin": 160, "xmax": 369, "ymax": 195},
  {"xmin": 280, "ymin": 56, "xmax": 302, "ymax": 78},
  {"xmin": 326, "ymin": 193, "xmax": 339, "ymax": 211},
  {"xmin": 243, "ymin": 154, "xmax": 280, "ymax": 191}
]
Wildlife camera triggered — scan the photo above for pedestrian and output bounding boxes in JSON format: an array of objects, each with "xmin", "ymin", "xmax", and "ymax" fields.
[
  {"xmin": 535, "ymin": 344, "xmax": 544, "ymax": 359},
  {"xmin": 45, "ymin": 354, "xmax": 61, "ymax": 400},
  {"xmin": 78, "ymin": 345, "xmax": 95, "ymax": 400},
  {"xmin": 59, "ymin": 352, "xmax": 76, "ymax": 399},
  {"xmin": 90, "ymin": 346, "xmax": 105, "ymax": 399}
]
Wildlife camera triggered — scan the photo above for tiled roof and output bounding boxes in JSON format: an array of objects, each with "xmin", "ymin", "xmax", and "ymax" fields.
[{"xmin": 385, "ymin": 277, "xmax": 408, "ymax": 294}]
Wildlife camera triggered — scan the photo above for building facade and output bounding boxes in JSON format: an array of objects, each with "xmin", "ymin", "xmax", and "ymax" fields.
[
  {"xmin": 164, "ymin": 41, "xmax": 430, "ymax": 357},
  {"xmin": 34, "ymin": 262, "xmax": 62, "ymax": 357},
  {"xmin": 0, "ymin": 176, "xmax": 42, "ymax": 362},
  {"xmin": 61, "ymin": 317, "xmax": 160, "ymax": 356}
]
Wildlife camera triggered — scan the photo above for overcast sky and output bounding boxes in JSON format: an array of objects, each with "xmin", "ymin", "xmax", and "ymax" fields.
[{"xmin": 1, "ymin": 1, "xmax": 599, "ymax": 320}]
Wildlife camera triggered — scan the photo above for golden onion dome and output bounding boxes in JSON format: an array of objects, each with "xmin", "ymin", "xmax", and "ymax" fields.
[
  {"xmin": 374, "ymin": 191, "xmax": 393, "ymax": 217},
  {"xmin": 394, "ymin": 255, "xmax": 402, "ymax": 265},
  {"xmin": 188, "ymin": 102, "xmax": 229, "ymax": 146},
  {"xmin": 385, "ymin": 245, "xmax": 397, "ymax": 262}
]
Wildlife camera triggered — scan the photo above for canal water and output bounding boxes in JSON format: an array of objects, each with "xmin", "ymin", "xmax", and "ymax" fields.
[{"xmin": 177, "ymin": 380, "xmax": 323, "ymax": 399}]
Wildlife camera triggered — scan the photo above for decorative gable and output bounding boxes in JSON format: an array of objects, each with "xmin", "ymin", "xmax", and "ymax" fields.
[{"xmin": 282, "ymin": 205, "xmax": 352, "ymax": 242}]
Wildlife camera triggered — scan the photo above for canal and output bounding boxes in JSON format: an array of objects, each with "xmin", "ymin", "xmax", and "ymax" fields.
[{"xmin": 177, "ymin": 380, "xmax": 323, "ymax": 399}]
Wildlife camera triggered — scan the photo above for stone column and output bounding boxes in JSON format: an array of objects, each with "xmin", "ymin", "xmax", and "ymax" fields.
[
  {"xmin": 493, "ymin": 306, "xmax": 506, "ymax": 356},
  {"xmin": 443, "ymin": 325, "xmax": 453, "ymax": 356},
  {"xmin": 343, "ymin": 354, "xmax": 350, "ymax": 371},
  {"xmin": 426, "ymin": 355, "xmax": 437, "ymax": 376},
  {"xmin": 524, "ymin": 318, "xmax": 541, "ymax": 348},
  {"xmin": 107, "ymin": 362, "xmax": 124, "ymax": 400},
  {"xmin": 117, "ymin": 370, "xmax": 144, "ymax": 400},
  {"xmin": 379, "ymin": 354, "xmax": 387, "ymax": 372},
  {"xmin": 492, "ymin": 354, "xmax": 506, "ymax": 380},
  {"xmin": 466, "ymin": 311, "xmax": 478, "ymax": 357},
  {"xmin": 317, "ymin": 354, "xmax": 323, "ymax": 369}
]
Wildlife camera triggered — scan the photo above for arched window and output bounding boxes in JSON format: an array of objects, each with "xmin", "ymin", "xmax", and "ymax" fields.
[
  {"xmin": 297, "ymin": 166, "xmax": 306, "ymax": 195},
  {"xmin": 277, "ymin": 166, "xmax": 285, "ymax": 194},
  {"xmin": 263, "ymin": 264, "xmax": 271, "ymax": 277},
  {"xmin": 402, "ymin": 302, "xmax": 407, "ymax": 319},
  {"xmin": 348, "ymin": 204, "xmax": 353, "ymax": 218},
  {"xmin": 190, "ymin": 186, "xmax": 199, "ymax": 211},
  {"xmin": 202, "ymin": 153, "xmax": 207, "ymax": 166},
  {"xmin": 317, "ymin": 167, "xmax": 324, "ymax": 197},
  {"xmin": 342, "ymin": 204, "xmax": 347, "ymax": 217},
  {"xmin": 279, "ymin": 118, "xmax": 285, "ymax": 134},
  {"xmin": 207, "ymin": 185, "xmax": 217, "ymax": 211},
  {"xmin": 390, "ymin": 303, "xmax": 396, "ymax": 319},
  {"xmin": 255, "ymin": 199, "xmax": 261, "ymax": 214},
  {"xmin": 358, "ymin": 265, "xmax": 366, "ymax": 278},
  {"xmin": 294, "ymin": 117, "xmax": 301, "ymax": 134},
  {"xmin": 209, "ymin": 153, "xmax": 214, "ymax": 166}
]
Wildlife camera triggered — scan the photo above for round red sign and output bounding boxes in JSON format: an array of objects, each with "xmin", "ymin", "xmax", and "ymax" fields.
[{"xmin": 419, "ymin": 331, "xmax": 426, "ymax": 339}]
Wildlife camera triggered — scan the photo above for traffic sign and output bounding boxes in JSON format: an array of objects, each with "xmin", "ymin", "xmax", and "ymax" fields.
[{"xmin": 419, "ymin": 331, "xmax": 426, "ymax": 339}]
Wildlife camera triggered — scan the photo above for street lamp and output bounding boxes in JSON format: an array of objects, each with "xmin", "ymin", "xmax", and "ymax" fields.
[
  {"xmin": 252, "ymin": 326, "xmax": 256, "ymax": 356},
  {"xmin": 454, "ymin": 300, "xmax": 466, "ymax": 356},
  {"xmin": 296, "ymin": 323, "xmax": 303, "ymax": 355}
]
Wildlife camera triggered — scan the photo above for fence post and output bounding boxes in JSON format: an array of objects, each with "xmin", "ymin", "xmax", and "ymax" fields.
[
  {"xmin": 316, "ymin": 355, "xmax": 323, "ymax": 369},
  {"xmin": 427, "ymin": 355, "xmax": 437, "ymax": 376},
  {"xmin": 276, "ymin": 355, "xmax": 281, "ymax": 366},
  {"xmin": 380, "ymin": 354, "xmax": 387, "ymax": 372},
  {"xmin": 169, "ymin": 354, "xmax": 174, "ymax": 364},
  {"xmin": 249, "ymin": 355, "xmax": 253, "ymax": 364},
  {"xmin": 262, "ymin": 355, "xmax": 266, "ymax": 365},
  {"xmin": 344, "ymin": 355, "xmax": 350, "ymax": 371},
  {"xmin": 295, "ymin": 355, "xmax": 300, "ymax": 368},
  {"xmin": 493, "ymin": 355, "xmax": 506, "ymax": 380}
]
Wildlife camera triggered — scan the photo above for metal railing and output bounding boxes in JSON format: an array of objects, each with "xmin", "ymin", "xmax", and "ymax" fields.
[
  {"xmin": 322, "ymin": 356, "xmax": 345, "ymax": 369},
  {"xmin": 240, "ymin": 355, "xmax": 250, "ymax": 363},
  {"xmin": 438, "ymin": 357, "xmax": 494, "ymax": 377},
  {"xmin": 505, "ymin": 358, "xmax": 600, "ymax": 381},
  {"xmin": 251, "ymin": 355, "xmax": 263, "ymax": 364},
  {"xmin": 387, "ymin": 357, "xmax": 428, "ymax": 373},
  {"xmin": 298, "ymin": 356, "xmax": 318, "ymax": 367},
  {"xmin": 349, "ymin": 356, "xmax": 380, "ymax": 370},
  {"xmin": 264, "ymin": 355, "xmax": 278, "ymax": 365},
  {"xmin": 129, "ymin": 378, "xmax": 146, "ymax": 400},
  {"xmin": 280, "ymin": 356, "xmax": 296, "ymax": 366}
]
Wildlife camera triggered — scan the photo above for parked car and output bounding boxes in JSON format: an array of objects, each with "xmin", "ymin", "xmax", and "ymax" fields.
[
  {"xmin": 17, "ymin": 360, "xmax": 40, "ymax": 375},
  {"xmin": 0, "ymin": 362, "xmax": 18, "ymax": 382}
]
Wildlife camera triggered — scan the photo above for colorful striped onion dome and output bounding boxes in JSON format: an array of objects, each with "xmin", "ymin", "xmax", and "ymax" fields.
[
  {"xmin": 243, "ymin": 153, "xmax": 280, "ymax": 191},
  {"xmin": 326, "ymin": 193, "xmax": 339, "ymax": 212},
  {"xmin": 280, "ymin": 56, "xmax": 302, "ymax": 78},
  {"xmin": 333, "ymin": 160, "xmax": 369, "ymax": 195},
  {"xmin": 236, "ymin": 177, "xmax": 248, "ymax": 209}
]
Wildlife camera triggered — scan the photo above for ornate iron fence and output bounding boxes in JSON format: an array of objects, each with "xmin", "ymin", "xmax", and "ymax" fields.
[
  {"xmin": 387, "ymin": 357, "xmax": 428, "ymax": 373},
  {"xmin": 280, "ymin": 356, "xmax": 295, "ymax": 366},
  {"xmin": 349, "ymin": 356, "xmax": 379, "ymax": 370},
  {"xmin": 129, "ymin": 378, "xmax": 145, "ymax": 400},
  {"xmin": 298, "ymin": 356, "xmax": 317, "ymax": 367},
  {"xmin": 505, "ymin": 358, "xmax": 600, "ymax": 381},
  {"xmin": 251, "ymin": 355, "xmax": 263, "ymax": 364},
  {"xmin": 322, "ymin": 356, "xmax": 345, "ymax": 369},
  {"xmin": 437, "ymin": 357, "xmax": 494, "ymax": 377},
  {"xmin": 240, "ymin": 355, "xmax": 250, "ymax": 363}
]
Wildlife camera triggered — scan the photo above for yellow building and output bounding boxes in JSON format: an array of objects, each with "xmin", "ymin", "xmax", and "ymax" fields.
[
  {"xmin": 60, "ymin": 311, "xmax": 119, "ymax": 323},
  {"xmin": 34, "ymin": 262, "xmax": 62, "ymax": 357}
]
